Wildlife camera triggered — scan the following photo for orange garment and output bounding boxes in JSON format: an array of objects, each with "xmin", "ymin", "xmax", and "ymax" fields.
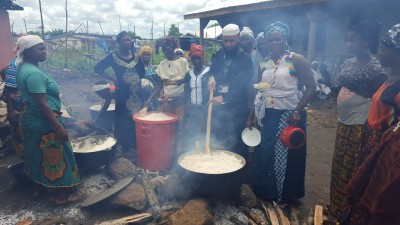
[{"xmin": 367, "ymin": 82, "xmax": 400, "ymax": 131}]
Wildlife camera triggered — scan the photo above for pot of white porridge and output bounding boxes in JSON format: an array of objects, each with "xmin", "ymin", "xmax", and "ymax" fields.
[
  {"xmin": 71, "ymin": 135, "xmax": 117, "ymax": 171},
  {"xmin": 178, "ymin": 150, "xmax": 246, "ymax": 198}
]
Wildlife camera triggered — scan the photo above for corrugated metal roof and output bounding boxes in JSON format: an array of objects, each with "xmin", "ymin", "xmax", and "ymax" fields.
[
  {"xmin": 0, "ymin": 0, "xmax": 23, "ymax": 11},
  {"xmin": 184, "ymin": 0, "xmax": 326, "ymax": 20},
  {"xmin": 187, "ymin": 0, "xmax": 270, "ymax": 15}
]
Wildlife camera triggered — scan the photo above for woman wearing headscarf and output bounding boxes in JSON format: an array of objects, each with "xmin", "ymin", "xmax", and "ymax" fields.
[
  {"xmin": 182, "ymin": 44, "xmax": 211, "ymax": 151},
  {"xmin": 138, "ymin": 46, "xmax": 157, "ymax": 110},
  {"xmin": 16, "ymin": 35, "xmax": 80, "ymax": 204},
  {"xmin": 342, "ymin": 22, "xmax": 400, "ymax": 225},
  {"xmin": 145, "ymin": 36, "xmax": 189, "ymax": 129},
  {"xmin": 248, "ymin": 21, "xmax": 316, "ymax": 201},
  {"xmin": 328, "ymin": 21, "xmax": 387, "ymax": 220},
  {"xmin": 94, "ymin": 31, "xmax": 144, "ymax": 151}
]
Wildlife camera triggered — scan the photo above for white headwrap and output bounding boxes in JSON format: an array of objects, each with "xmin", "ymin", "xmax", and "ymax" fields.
[
  {"xmin": 222, "ymin": 24, "xmax": 240, "ymax": 36},
  {"xmin": 15, "ymin": 35, "xmax": 44, "ymax": 64}
]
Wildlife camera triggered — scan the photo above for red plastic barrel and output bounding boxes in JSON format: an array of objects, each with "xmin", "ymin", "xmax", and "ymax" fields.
[{"xmin": 133, "ymin": 112, "xmax": 178, "ymax": 170}]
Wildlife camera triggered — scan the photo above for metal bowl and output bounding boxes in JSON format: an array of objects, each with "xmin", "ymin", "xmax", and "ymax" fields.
[
  {"xmin": 178, "ymin": 150, "xmax": 246, "ymax": 198},
  {"xmin": 71, "ymin": 135, "xmax": 117, "ymax": 172}
]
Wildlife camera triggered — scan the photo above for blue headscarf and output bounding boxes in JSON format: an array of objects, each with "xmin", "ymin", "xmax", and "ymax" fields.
[{"xmin": 264, "ymin": 21, "xmax": 291, "ymax": 40}]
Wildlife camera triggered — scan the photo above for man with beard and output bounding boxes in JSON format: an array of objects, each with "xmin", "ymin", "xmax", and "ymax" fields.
[{"xmin": 208, "ymin": 23, "xmax": 253, "ymax": 157}]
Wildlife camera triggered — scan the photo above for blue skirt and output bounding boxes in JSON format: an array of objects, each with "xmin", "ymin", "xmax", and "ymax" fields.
[{"xmin": 251, "ymin": 108, "xmax": 306, "ymax": 201}]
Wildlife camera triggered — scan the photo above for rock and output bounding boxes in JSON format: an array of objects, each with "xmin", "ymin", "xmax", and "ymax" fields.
[
  {"xmin": 238, "ymin": 184, "xmax": 257, "ymax": 208},
  {"xmin": 106, "ymin": 157, "xmax": 136, "ymax": 180},
  {"xmin": 111, "ymin": 182, "xmax": 147, "ymax": 210},
  {"xmin": 160, "ymin": 174, "xmax": 190, "ymax": 200},
  {"xmin": 170, "ymin": 199, "xmax": 213, "ymax": 225}
]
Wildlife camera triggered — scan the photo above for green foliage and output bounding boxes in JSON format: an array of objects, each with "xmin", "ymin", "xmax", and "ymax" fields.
[
  {"xmin": 27, "ymin": 31, "xmax": 41, "ymax": 36},
  {"xmin": 207, "ymin": 22, "xmax": 220, "ymax": 28},
  {"xmin": 128, "ymin": 31, "xmax": 142, "ymax": 40},
  {"xmin": 45, "ymin": 28, "xmax": 64, "ymax": 37},
  {"xmin": 168, "ymin": 24, "xmax": 182, "ymax": 39}
]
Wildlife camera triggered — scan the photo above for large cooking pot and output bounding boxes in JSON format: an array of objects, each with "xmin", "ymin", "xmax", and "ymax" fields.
[
  {"xmin": 178, "ymin": 150, "xmax": 246, "ymax": 199},
  {"xmin": 71, "ymin": 135, "xmax": 117, "ymax": 172}
]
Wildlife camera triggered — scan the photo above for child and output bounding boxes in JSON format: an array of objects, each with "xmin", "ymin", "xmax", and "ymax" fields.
[{"xmin": 183, "ymin": 44, "xmax": 211, "ymax": 151}]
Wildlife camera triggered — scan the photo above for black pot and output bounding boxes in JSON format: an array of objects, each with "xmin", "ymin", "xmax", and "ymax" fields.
[
  {"xmin": 178, "ymin": 150, "xmax": 246, "ymax": 199},
  {"xmin": 89, "ymin": 104, "xmax": 115, "ymax": 132},
  {"xmin": 7, "ymin": 162, "xmax": 35, "ymax": 188},
  {"xmin": 72, "ymin": 135, "xmax": 117, "ymax": 172}
]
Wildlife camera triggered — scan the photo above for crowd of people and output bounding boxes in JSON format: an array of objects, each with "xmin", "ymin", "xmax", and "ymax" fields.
[{"xmin": 1, "ymin": 17, "xmax": 400, "ymax": 224}]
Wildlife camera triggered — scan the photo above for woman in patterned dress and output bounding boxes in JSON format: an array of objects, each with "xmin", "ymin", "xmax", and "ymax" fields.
[
  {"xmin": 16, "ymin": 35, "xmax": 80, "ymax": 204},
  {"xmin": 342, "ymin": 22, "xmax": 400, "ymax": 225},
  {"xmin": 248, "ymin": 21, "xmax": 316, "ymax": 201},
  {"xmin": 328, "ymin": 21, "xmax": 387, "ymax": 221},
  {"xmin": 94, "ymin": 31, "xmax": 144, "ymax": 151}
]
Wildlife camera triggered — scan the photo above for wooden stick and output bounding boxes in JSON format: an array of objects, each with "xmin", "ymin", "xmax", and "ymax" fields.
[
  {"xmin": 273, "ymin": 201, "xmax": 291, "ymax": 225},
  {"xmin": 261, "ymin": 202, "xmax": 280, "ymax": 225},
  {"xmin": 314, "ymin": 205, "xmax": 323, "ymax": 225},
  {"xmin": 204, "ymin": 89, "xmax": 213, "ymax": 155}
]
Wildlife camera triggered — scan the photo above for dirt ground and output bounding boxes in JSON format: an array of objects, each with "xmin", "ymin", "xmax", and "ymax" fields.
[{"xmin": 0, "ymin": 70, "xmax": 338, "ymax": 224}]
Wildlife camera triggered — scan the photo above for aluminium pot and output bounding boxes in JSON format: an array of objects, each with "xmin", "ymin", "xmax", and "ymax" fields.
[
  {"xmin": 177, "ymin": 150, "xmax": 246, "ymax": 199},
  {"xmin": 71, "ymin": 135, "xmax": 117, "ymax": 172}
]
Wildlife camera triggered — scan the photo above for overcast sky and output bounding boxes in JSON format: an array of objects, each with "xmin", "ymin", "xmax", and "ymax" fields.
[{"xmin": 8, "ymin": 0, "xmax": 258, "ymax": 38}]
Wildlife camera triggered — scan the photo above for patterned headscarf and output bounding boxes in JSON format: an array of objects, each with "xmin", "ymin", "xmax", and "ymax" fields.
[
  {"xmin": 264, "ymin": 21, "xmax": 291, "ymax": 40},
  {"xmin": 382, "ymin": 23, "xmax": 400, "ymax": 51},
  {"xmin": 15, "ymin": 35, "xmax": 44, "ymax": 64},
  {"xmin": 188, "ymin": 44, "xmax": 204, "ymax": 58},
  {"xmin": 240, "ymin": 27, "xmax": 256, "ymax": 48},
  {"xmin": 139, "ymin": 46, "xmax": 152, "ymax": 57}
]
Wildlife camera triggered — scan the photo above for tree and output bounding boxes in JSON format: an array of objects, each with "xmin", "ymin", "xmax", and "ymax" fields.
[
  {"xmin": 168, "ymin": 24, "xmax": 181, "ymax": 39},
  {"xmin": 127, "ymin": 31, "xmax": 142, "ymax": 40}
]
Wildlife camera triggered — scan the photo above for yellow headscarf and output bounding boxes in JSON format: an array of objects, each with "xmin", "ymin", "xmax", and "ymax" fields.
[{"xmin": 139, "ymin": 46, "xmax": 152, "ymax": 57}]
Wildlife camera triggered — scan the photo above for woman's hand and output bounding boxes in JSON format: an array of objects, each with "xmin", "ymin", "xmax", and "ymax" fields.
[
  {"xmin": 246, "ymin": 118, "xmax": 253, "ymax": 129},
  {"xmin": 287, "ymin": 111, "xmax": 301, "ymax": 126},
  {"xmin": 212, "ymin": 96, "xmax": 224, "ymax": 105},
  {"xmin": 55, "ymin": 126, "xmax": 69, "ymax": 142},
  {"xmin": 208, "ymin": 76, "xmax": 216, "ymax": 91}
]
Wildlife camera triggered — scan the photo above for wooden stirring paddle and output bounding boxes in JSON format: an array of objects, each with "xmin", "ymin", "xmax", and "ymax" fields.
[
  {"xmin": 204, "ymin": 89, "xmax": 214, "ymax": 155},
  {"xmin": 138, "ymin": 106, "xmax": 148, "ymax": 116}
]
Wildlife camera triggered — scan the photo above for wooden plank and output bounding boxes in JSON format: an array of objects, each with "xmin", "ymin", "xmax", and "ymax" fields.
[
  {"xmin": 273, "ymin": 202, "xmax": 291, "ymax": 225},
  {"xmin": 261, "ymin": 202, "xmax": 280, "ymax": 225},
  {"xmin": 142, "ymin": 173, "xmax": 161, "ymax": 220},
  {"xmin": 314, "ymin": 205, "xmax": 323, "ymax": 225},
  {"xmin": 99, "ymin": 213, "xmax": 152, "ymax": 225}
]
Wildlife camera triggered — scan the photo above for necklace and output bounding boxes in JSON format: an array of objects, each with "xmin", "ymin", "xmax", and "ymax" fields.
[{"xmin": 272, "ymin": 54, "xmax": 285, "ymax": 80}]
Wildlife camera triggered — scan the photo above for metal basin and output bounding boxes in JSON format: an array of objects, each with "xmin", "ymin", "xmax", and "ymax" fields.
[
  {"xmin": 178, "ymin": 150, "xmax": 246, "ymax": 199},
  {"xmin": 71, "ymin": 135, "xmax": 117, "ymax": 172}
]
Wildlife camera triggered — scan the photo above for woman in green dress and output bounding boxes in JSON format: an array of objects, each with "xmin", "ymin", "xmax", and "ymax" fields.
[{"xmin": 16, "ymin": 35, "xmax": 80, "ymax": 204}]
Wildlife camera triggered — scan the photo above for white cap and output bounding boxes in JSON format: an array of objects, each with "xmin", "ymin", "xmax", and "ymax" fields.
[{"xmin": 222, "ymin": 24, "xmax": 240, "ymax": 36}]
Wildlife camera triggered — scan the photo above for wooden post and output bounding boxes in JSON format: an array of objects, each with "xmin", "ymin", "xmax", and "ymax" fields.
[
  {"xmin": 64, "ymin": 0, "xmax": 68, "ymax": 68},
  {"xmin": 199, "ymin": 18, "xmax": 209, "ymax": 45},
  {"xmin": 306, "ymin": 8, "xmax": 322, "ymax": 62},
  {"xmin": 23, "ymin": 18, "xmax": 28, "ymax": 33},
  {"xmin": 98, "ymin": 20, "xmax": 104, "ymax": 35},
  {"xmin": 118, "ymin": 14, "xmax": 121, "ymax": 32},
  {"xmin": 39, "ymin": 0, "xmax": 45, "ymax": 38}
]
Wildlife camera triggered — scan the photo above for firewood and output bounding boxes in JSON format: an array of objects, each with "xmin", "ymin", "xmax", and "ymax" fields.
[
  {"xmin": 98, "ymin": 213, "xmax": 152, "ymax": 225},
  {"xmin": 261, "ymin": 202, "xmax": 280, "ymax": 225},
  {"xmin": 314, "ymin": 205, "xmax": 323, "ymax": 225},
  {"xmin": 240, "ymin": 206, "xmax": 268, "ymax": 225},
  {"xmin": 142, "ymin": 173, "xmax": 161, "ymax": 220},
  {"xmin": 273, "ymin": 201, "xmax": 291, "ymax": 225}
]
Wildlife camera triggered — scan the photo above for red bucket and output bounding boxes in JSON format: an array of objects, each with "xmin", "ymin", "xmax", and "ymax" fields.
[{"xmin": 133, "ymin": 112, "xmax": 178, "ymax": 170}]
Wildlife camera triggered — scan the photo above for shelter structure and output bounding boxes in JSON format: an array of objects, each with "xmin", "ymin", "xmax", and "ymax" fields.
[
  {"xmin": 0, "ymin": 0, "xmax": 23, "ymax": 69},
  {"xmin": 184, "ymin": 0, "xmax": 400, "ymax": 65}
]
